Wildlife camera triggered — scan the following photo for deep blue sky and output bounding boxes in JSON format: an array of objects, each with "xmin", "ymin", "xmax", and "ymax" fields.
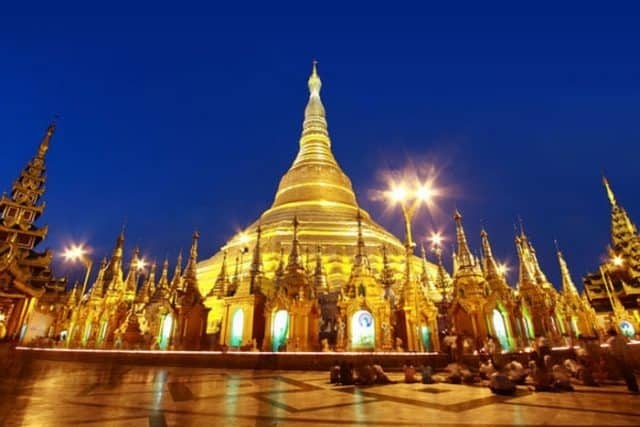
[{"xmin": 1, "ymin": 11, "xmax": 639, "ymax": 289}]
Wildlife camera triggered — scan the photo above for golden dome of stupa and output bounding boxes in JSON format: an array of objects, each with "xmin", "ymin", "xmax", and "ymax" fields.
[{"xmin": 197, "ymin": 63, "xmax": 437, "ymax": 293}]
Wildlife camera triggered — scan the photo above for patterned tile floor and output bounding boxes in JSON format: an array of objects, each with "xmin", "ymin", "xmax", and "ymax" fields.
[{"xmin": 0, "ymin": 360, "xmax": 639, "ymax": 426}]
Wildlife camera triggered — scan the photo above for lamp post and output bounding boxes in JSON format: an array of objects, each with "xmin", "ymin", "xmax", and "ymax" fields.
[
  {"xmin": 383, "ymin": 180, "xmax": 435, "ymax": 352},
  {"xmin": 62, "ymin": 244, "xmax": 93, "ymax": 297},
  {"xmin": 61, "ymin": 244, "xmax": 93, "ymax": 347},
  {"xmin": 430, "ymin": 232, "xmax": 451, "ymax": 338}
]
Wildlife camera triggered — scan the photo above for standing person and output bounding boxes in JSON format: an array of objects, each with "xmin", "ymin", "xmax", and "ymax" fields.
[{"xmin": 607, "ymin": 329, "xmax": 639, "ymax": 393}]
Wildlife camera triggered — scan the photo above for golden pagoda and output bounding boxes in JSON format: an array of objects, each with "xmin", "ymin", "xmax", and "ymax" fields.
[
  {"xmin": 480, "ymin": 228, "xmax": 518, "ymax": 351},
  {"xmin": 584, "ymin": 177, "xmax": 640, "ymax": 337},
  {"xmin": 197, "ymin": 63, "xmax": 441, "ymax": 351},
  {"xmin": 0, "ymin": 120, "xmax": 66, "ymax": 342}
]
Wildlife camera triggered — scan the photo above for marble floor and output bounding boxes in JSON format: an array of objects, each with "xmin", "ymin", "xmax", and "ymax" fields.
[{"xmin": 0, "ymin": 359, "xmax": 639, "ymax": 426}]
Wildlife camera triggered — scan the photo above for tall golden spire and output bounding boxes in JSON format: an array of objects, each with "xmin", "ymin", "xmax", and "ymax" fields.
[
  {"xmin": 526, "ymin": 239, "xmax": 553, "ymax": 289},
  {"xmin": 453, "ymin": 209, "xmax": 474, "ymax": 272},
  {"xmin": 170, "ymin": 251, "xmax": 183, "ymax": 302},
  {"xmin": 480, "ymin": 228, "xmax": 501, "ymax": 280},
  {"xmin": 180, "ymin": 231, "xmax": 204, "ymax": 304},
  {"xmin": 146, "ymin": 261, "xmax": 157, "ymax": 299},
  {"xmin": 124, "ymin": 247, "xmax": 140, "ymax": 296},
  {"xmin": 184, "ymin": 231, "xmax": 199, "ymax": 280},
  {"xmin": 313, "ymin": 244, "xmax": 328, "ymax": 293},
  {"xmin": 158, "ymin": 259, "xmax": 170, "ymax": 290},
  {"xmin": 37, "ymin": 117, "xmax": 57, "ymax": 159},
  {"xmin": 149, "ymin": 258, "xmax": 170, "ymax": 304},
  {"xmin": 603, "ymin": 176, "xmax": 617, "ymax": 206},
  {"xmin": 302, "ymin": 60, "xmax": 327, "ymax": 139},
  {"xmin": 211, "ymin": 250, "xmax": 229, "ymax": 297},
  {"xmin": 270, "ymin": 61, "xmax": 358, "ymax": 210},
  {"xmin": 556, "ymin": 245, "xmax": 579, "ymax": 296},
  {"xmin": 286, "ymin": 216, "xmax": 303, "ymax": 270},
  {"xmin": 104, "ymin": 230, "xmax": 125, "ymax": 293},
  {"xmin": 352, "ymin": 209, "xmax": 369, "ymax": 272},
  {"xmin": 515, "ymin": 235, "xmax": 537, "ymax": 291},
  {"xmin": 89, "ymin": 258, "xmax": 108, "ymax": 299},
  {"xmin": 249, "ymin": 225, "xmax": 263, "ymax": 294}
]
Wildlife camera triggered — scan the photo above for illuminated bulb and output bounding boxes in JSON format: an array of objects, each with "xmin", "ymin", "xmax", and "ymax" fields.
[
  {"xmin": 429, "ymin": 232, "xmax": 443, "ymax": 248},
  {"xmin": 611, "ymin": 256, "xmax": 624, "ymax": 267},
  {"xmin": 415, "ymin": 184, "xmax": 433, "ymax": 202},
  {"xmin": 135, "ymin": 258, "xmax": 147, "ymax": 270},
  {"xmin": 497, "ymin": 263, "xmax": 510, "ymax": 275},
  {"xmin": 238, "ymin": 233, "xmax": 249, "ymax": 245},
  {"xmin": 62, "ymin": 244, "xmax": 87, "ymax": 262},
  {"xmin": 390, "ymin": 186, "xmax": 407, "ymax": 202}
]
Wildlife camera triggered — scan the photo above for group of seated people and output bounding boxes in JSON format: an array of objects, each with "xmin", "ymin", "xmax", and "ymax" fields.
[
  {"xmin": 480, "ymin": 344, "xmax": 602, "ymax": 395},
  {"xmin": 330, "ymin": 361, "xmax": 394, "ymax": 385},
  {"xmin": 330, "ymin": 360, "xmax": 436, "ymax": 386},
  {"xmin": 328, "ymin": 331, "xmax": 634, "ymax": 395}
]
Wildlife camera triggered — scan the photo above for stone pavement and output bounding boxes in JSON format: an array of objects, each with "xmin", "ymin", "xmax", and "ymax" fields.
[{"xmin": 0, "ymin": 359, "xmax": 639, "ymax": 426}]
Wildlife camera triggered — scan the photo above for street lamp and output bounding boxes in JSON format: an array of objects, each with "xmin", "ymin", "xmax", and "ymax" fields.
[
  {"xmin": 387, "ymin": 181, "xmax": 434, "ymax": 250},
  {"xmin": 611, "ymin": 255, "xmax": 624, "ymax": 267},
  {"xmin": 135, "ymin": 257, "xmax": 147, "ymax": 271},
  {"xmin": 429, "ymin": 232, "xmax": 449, "ymax": 300},
  {"xmin": 497, "ymin": 262, "xmax": 510, "ymax": 277},
  {"xmin": 381, "ymin": 179, "xmax": 436, "ymax": 352},
  {"xmin": 62, "ymin": 244, "xmax": 93, "ymax": 297}
]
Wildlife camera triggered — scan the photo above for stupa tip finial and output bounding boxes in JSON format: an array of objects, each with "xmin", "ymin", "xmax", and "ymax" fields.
[
  {"xmin": 48, "ymin": 114, "xmax": 58, "ymax": 132},
  {"xmin": 602, "ymin": 175, "xmax": 616, "ymax": 206},
  {"xmin": 308, "ymin": 60, "xmax": 322, "ymax": 95}
]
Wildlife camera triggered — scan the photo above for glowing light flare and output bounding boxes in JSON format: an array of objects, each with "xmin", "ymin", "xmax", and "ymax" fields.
[
  {"xmin": 429, "ymin": 231, "xmax": 444, "ymax": 248},
  {"xmin": 238, "ymin": 232, "xmax": 250, "ymax": 245},
  {"xmin": 611, "ymin": 255, "xmax": 624, "ymax": 267},
  {"xmin": 62, "ymin": 244, "xmax": 89, "ymax": 263},
  {"xmin": 415, "ymin": 183, "xmax": 434, "ymax": 202},
  {"xmin": 389, "ymin": 185, "xmax": 408, "ymax": 203},
  {"xmin": 497, "ymin": 262, "xmax": 510, "ymax": 275},
  {"xmin": 135, "ymin": 258, "xmax": 147, "ymax": 271}
]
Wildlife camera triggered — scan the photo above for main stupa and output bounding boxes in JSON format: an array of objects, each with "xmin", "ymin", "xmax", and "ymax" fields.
[{"xmin": 197, "ymin": 63, "xmax": 438, "ymax": 293}]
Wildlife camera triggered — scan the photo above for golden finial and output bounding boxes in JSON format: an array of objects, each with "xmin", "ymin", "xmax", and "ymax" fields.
[
  {"xmin": 37, "ymin": 115, "xmax": 58, "ymax": 157},
  {"xmin": 602, "ymin": 175, "xmax": 617, "ymax": 206},
  {"xmin": 308, "ymin": 60, "xmax": 321, "ymax": 96}
]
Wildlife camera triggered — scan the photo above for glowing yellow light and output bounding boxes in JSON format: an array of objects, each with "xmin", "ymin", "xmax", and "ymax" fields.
[
  {"xmin": 238, "ymin": 232, "xmax": 249, "ymax": 245},
  {"xmin": 390, "ymin": 186, "xmax": 408, "ymax": 202},
  {"xmin": 497, "ymin": 263, "xmax": 510, "ymax": 275},
  {"xmin": 429, "ymin": 232, "xmax": 443, "ymax": 248},
  {"xmin": 135, "ymin": 258, "xmax": 147, "ymax": 270},
  {"xmin": 415, "ymin": 184, "xmax": 433, "ymax": 202},
  {"xmin": 62, "ymin": 244, "xmax": 88, "ymax": 262},
  {"xmin": 611, "ymin": 255, "xmax": 624, "ymax": 267}
]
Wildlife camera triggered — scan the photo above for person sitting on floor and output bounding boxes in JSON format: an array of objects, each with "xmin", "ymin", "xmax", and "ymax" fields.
[
  {"xmin": 551, "ymin": 364, "xmax": 574, "ymax": 391},
  {"xmin": 421, "ymin": 365, "xmax": 435, "ymax": 384},
  {"xmin": 329, "ymin": 361, "xmax": 341, "ymax": 384},
  {"xmin": 479, "ymin": 358, "xmax": 496, "ymax": 379},
  {"xmin": 355, "ymin": 364, "xmax": 376, "ymax": 386},
  {"xmin": 372, "ymin": 363, "xmax": 393, "ymax": 384},
  {"xmin": 489, "ymin": 372, "xmax": 517, "ymax": 395},
  {"xmin": 403, "ymin": 361, "xmax": 418, "ymax": 383},
  {"xmin": 339, "ymin": 362, "xmax": 354, "ymax": 385},
  {"xmin": 505, "ymin": 360, "xmax": 527, "ymax": 385}
]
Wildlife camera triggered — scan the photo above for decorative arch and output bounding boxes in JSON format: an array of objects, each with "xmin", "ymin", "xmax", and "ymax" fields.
[
  {"xmin": 351, "ymin": 310, "xmax": 374, "ymax": 350},
  {"xmin": 491, "ymin": 309, "xmax": 509, "ymax": 351},
  {"xmin": 158, "ymin": 313, "xmax": 173, "ymax": 350},
  {"xmin": 230, "ymin": 308, "xmax": 244, "ymax": 347},
  {"xmin": 271, "ymin": 309, "xmax": 289, "ymax": 352}
]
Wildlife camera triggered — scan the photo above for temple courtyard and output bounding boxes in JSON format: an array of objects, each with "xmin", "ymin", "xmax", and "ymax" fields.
[{"xmin": 0, "ymin": 358, "xmax": 638, "ymax": 426}]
